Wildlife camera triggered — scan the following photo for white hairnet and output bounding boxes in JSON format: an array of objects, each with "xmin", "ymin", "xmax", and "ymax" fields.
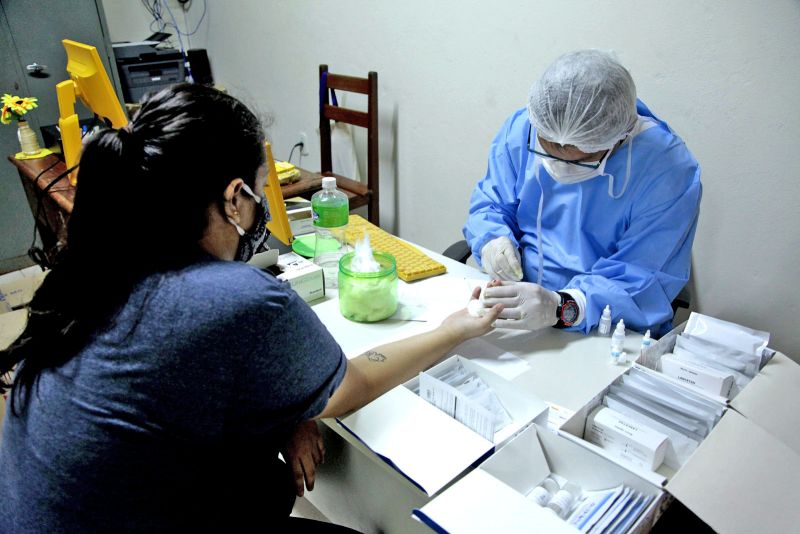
[{"xmin": 528, "ymin": 50, "xmax": 638, "ymax": 153}]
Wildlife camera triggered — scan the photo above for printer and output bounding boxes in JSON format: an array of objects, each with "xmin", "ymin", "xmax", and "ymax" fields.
[{"xmin": 113, "ymin": 42, "xmax": 185, "ymax": 103}]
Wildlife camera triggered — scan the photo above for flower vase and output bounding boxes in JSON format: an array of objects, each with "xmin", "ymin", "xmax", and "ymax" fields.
[{"xmin": 17, "ymin": 120, "xmax": 41, "ymax": 156}]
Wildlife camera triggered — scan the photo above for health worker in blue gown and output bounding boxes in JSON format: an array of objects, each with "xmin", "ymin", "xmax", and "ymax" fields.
[{"xmin": 466, "ymin": 50, "xmax": 701, "ymax": 336}]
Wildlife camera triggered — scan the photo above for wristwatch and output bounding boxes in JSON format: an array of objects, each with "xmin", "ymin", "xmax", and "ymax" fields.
[{"xmin": 554, "ymin": 291, "xmax": 579, "ymax": 329}]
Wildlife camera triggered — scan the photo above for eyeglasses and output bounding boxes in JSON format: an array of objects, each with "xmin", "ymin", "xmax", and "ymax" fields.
[{"xmin": 527, "ymin": 125, "xmax": 607, "ymax": 170}]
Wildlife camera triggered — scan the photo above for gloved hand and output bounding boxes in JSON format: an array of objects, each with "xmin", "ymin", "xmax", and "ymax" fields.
[
  {"xmin": 480, "ymin": 237, "xmax": 523, "ymax": 281},
  {"xmin": 482, "ymin": 281, "xmax": 560, "ymax": 330}
]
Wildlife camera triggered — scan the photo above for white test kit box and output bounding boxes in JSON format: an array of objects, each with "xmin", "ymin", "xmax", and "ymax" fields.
[
  {"xmin": 276, "ymin": 252, "xmax": 325, "ymax": 303},
  {"xmin": 557, "ymin": 321, "xmax": 800, "ymax": 534},
  {"xmin": 337, "ymin": 355, "xmax": 548, "ymax": 496},
  {"xmin": 412, "ymin": 423, "xmax": 665, "ymax": 533},
  {"xmin": 285, "ymin": 199, "xmax": 314, "ymax": 236},
  {"xmin": 659, "ymin": 354, "xmax": 735, "ymax": 398},
  {"xmin": 585, "ymin": 406, "xmax": 668, "ymax": 472},
  {"xmin": 249, "ymin": 250, "xmax": 325, "ymax": 303}
]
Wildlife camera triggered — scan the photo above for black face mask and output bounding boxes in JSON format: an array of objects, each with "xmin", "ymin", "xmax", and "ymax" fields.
[{"xmin": 229, "ymin": 183, "xmax": 271, "ymax": 262}]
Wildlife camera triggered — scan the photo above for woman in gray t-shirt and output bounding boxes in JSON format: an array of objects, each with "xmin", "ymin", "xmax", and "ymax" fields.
[{"xmin": 0, "ymin": 84, "xmax": 500, "ymax": 532}]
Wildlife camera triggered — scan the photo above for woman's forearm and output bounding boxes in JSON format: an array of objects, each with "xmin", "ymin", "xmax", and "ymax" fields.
[{"xmin": 317, "ymin": 325, "xmax": 462, "ymax": 419}]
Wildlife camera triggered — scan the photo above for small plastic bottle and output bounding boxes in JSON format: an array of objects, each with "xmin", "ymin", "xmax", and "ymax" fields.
[
  {"xmin": 610, "ymin": 319, "xmax": 626, "ymax": 364},
  {"xmin": 639, "ymin": 329, "xmax": 652, "ymax": 361},
  {"xmin": 311, "ymin": 177, "xmax": 350, "ymax": 288},
  {"xmin": 598, "ymin": 305, "xmax": 612, "ymax": 336},
  {"xmin": 547, "ymin": 489, "xmax": 574, "ymax": 518},
  {"xmin": 528, "ymin": 486, "xmax": 552, "ymax": 507}
]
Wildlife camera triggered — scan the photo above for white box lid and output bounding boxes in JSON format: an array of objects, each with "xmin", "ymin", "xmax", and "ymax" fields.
[
  {"xmin": 667, "ymin": 409, "xmax": 800, "ymax": 534},
  {"xmin": 338, "ymin": 385, "xmax": 495, "ymax": 496},
  {"xmin": 337, "ymin": 356, "xmax": 548, "ymax": 496},
  {"xmin": 730, "ymin": 352, "xmax": 800, "ymax": 455}
]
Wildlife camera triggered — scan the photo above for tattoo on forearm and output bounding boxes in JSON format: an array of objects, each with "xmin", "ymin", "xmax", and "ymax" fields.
[{"xmin": 365, "ymin": 350, "xmax": 387, "ymax": 362}]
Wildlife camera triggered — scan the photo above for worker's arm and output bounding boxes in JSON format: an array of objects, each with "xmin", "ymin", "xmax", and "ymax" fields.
[
  {"xmin": 463, "ymin": 111, "xmax": 527, "ymax": 266},
  {"xmin": 316, "ymin": 289, "xmax": 502, "ymax": 419}
]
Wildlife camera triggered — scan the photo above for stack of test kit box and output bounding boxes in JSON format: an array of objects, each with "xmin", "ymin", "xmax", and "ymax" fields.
[{"xmin": 556, "ymin": 313, "xmax": 800, "ymax": 533}]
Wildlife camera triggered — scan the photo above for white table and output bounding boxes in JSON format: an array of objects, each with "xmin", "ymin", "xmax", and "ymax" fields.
[{"xmin": 305, "ymin": 247, "xmax": 643, "ymax": 533}]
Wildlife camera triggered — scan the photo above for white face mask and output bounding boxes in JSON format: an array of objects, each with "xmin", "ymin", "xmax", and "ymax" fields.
[
  {"xmin": 536, "ymin": 136, "xmax": 633, "ymax": 199},
  {"xmin": 539, "ymin": 140, "xmax": 612, "ymax": 185}
]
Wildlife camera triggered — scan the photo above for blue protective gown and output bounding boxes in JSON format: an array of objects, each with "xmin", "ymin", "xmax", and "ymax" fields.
[{"xmin": 464, "ymin": 101, "xmax": 701, "ymax": 336}]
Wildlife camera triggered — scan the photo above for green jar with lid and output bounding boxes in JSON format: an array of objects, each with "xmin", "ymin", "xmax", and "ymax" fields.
[{"xmin": 338, "ymin": 252, "xmax": 398, "ymax": 322}]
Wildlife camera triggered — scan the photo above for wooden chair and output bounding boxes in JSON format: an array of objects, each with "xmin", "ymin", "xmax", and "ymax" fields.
[{"xmin": 319, "ymin": 64, "xmax": 379, "ymax": 226}]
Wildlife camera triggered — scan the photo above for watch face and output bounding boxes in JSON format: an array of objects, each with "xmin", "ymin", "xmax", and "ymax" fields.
[{"xmin": 561, "ymin": 301, "xmax": 579, "ymax": 326}]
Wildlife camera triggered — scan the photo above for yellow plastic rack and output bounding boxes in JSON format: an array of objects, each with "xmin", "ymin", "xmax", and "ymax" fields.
[{"xmin": 345, "ymin": 215, "xmax": 447, "ymax": 282}]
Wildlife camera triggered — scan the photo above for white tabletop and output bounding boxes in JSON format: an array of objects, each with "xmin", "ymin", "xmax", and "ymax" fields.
[{"xmin": 311, "ymin": 244, "xmax": 642, "ymax": 412}]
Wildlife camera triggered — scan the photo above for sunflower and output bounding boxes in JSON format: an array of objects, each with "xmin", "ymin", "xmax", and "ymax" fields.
[
  {"xmin": 7, "ymin": 96, "xmax": 37, "ymax": 115},
  {"xmin": 1, "ymin": 94, "xmax": 38, "ymax": 123}
]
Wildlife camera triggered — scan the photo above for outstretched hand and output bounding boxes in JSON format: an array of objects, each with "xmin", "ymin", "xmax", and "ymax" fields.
[{"xmin": 441, "ymin": 287, "xmax": 503, "ymax": 343}]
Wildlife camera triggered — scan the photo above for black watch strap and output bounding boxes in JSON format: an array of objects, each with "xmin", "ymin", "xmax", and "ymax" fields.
[{"xmin": 554, "ymin": 291, "xmax": 579, "ymax": 329}]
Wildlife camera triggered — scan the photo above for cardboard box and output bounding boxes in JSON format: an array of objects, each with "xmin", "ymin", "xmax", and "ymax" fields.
[
  {"xmin": 336, "ymin": 355, "xmax": 549, "ymax": 496},
  {"xmin": 286, "ymin": 200, "xmax": 314, "ymax": 236},
  {"xmin": 276, "ymin": 252, "xmax": 325, "ymax": 303},
  {"xmin": 558, "ymin": 322, "xmax": 800, "ymax": 533},
  {"xmin": 249, "ymin": 251, "xmax": 325, "ymax": 303},
  {"xmin": 412, "ymin": 423, "xmax": 665, "ymax": 533}
]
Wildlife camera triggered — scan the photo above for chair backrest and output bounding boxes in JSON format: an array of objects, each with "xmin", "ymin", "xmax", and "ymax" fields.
[{"xmin": 319, "ymin": 64, "xmax": 379, "ymax": 225}]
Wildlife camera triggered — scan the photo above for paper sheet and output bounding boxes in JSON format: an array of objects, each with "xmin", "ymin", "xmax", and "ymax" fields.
[
  {"xmin": 392, "ymin": 276, "xmax": 488, "ymax": 322},
  {"xmin": 452, "ymin": 337, "xmax": 530, "ymax": 380}
]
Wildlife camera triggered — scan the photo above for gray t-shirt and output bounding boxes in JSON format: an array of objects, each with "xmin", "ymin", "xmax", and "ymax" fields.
[{"xmin": 0, "ymin": 258, "xmax": 347, "ymax": 532}]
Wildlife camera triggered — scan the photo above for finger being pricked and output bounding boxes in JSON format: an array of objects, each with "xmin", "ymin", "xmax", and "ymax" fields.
[{"xmin": 470, "ymin": 286, "xmax": 483, "ymax": 300}]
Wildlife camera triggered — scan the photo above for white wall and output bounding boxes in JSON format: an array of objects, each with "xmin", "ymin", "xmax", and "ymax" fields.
[{"xmin": 103, "ymin": 0, "xmax": 800, "ymax": 357}]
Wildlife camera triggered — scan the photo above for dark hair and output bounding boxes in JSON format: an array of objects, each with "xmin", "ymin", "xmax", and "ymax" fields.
[{"xmin": 0, "ymin": 84, "xmax": 265, "ymax": 410}]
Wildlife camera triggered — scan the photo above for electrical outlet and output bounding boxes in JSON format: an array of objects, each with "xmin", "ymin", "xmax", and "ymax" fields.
[{"xmin": 298, "ymin": 132, "xmax": 309, "ymax": 156}]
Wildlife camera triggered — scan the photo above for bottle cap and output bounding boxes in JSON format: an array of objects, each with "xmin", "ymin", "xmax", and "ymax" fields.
[{"xmin": 322, "ymin": 176, "xmax": 336, "ymax": 188}]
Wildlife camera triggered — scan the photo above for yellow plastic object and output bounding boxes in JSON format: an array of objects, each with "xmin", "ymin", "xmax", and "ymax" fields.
[
  {"xmin": 275, "ymin": 160, "xmax": 301, "ymax": 184},
  {"xmin": 14, "ymin": 148, "xmax": 53, "ymax": 160},
  {"xmin": 58, "ymin": 39, "xmax": 129, "ymax": 185},
  {"xmin": 264, "ymin": 142, "xmax": 294, "ymax": 246},
  {"xmin": 345, "ymin": 215, "xmax": 447, "ymax": 282}
]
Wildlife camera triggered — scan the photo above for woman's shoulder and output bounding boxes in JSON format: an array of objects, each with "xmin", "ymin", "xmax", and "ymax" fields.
[{"xmin": 154, "ymin": 259, "xmax": 292, "ymax": 314}]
